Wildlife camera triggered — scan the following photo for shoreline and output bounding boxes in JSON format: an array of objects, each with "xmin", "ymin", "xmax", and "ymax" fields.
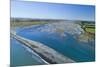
[
  {"xmin": 21, "ymin": 43, "xmax": 50, "ymax": 64},
  {"xmin": 11, "ymin": 32, "xmax": 75, "ymax": 64}
]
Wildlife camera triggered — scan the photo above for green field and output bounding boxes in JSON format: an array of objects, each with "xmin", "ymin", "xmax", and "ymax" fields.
[
  {"xmin": 84, "ymin": 25, "xmax": 95, "ymax": 34},
  {"xmin": 85, "ymin": 27, "xmax": 95, "ymax": 33},
  {"xmin": 80, "ymin": 21, "xmax": 95, "ymax": 34}
]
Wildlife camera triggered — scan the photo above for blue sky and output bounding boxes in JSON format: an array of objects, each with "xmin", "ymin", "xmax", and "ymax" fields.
[{"xmin": 11, "ymin": 1, "xmax": 95, "ymax": 21}]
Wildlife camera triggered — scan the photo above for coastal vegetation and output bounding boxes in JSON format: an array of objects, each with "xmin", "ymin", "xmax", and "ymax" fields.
[
  {"xmin": 77, "ymin": 21, "xmax": 95, "ymax": 42},
  {"xmin": 10, "ymin": 18, "xmax": 95, "ymax": 43},
  {"xmin": 10, "ymin": 18, "xmax": 48, "ymax": 27},
  {"xmin": 11, "ymin": 18, "xmax": 95, "ymax": 66}
]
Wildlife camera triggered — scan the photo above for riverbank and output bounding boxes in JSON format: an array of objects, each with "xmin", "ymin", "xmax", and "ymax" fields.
[{"xmin": 11, "ymin": 32, "xmax": 75, "ymax": 64}]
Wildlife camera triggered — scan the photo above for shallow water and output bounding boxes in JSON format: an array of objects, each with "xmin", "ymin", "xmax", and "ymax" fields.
[
  {"xmin": 10, "ymin": 38, "xmax": 46, "ymax": 66},
  {"xmin": 16, "ymin": 25, "xmax": 95, "ymax": 62},
  {"xmin": 11, "ymin": 24, "xmax": 95, "ymax": 66}
]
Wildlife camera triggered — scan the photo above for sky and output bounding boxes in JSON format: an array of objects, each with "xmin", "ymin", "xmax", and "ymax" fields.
[{"xmin": 11, "ymin": 0, "xmax": 95, "ymax": 21}]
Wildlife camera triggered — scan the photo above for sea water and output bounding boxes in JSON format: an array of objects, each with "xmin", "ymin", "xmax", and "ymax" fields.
[
  {"xmin": 11, "ymin": 25, "xmax": 95, "ymax": 66},
  {"xmin": 10, "ymin": 38, "xmax": 46, "ymax": 66}
]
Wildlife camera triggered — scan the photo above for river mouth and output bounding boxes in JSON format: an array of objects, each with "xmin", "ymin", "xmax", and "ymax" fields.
[{"xmin": 10, "ymin": 20, "xmax": 95, "ymax": 66}]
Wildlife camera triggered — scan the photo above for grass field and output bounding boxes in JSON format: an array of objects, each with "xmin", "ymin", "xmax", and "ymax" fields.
[
  {"xmin": 84, "ymin": 25, "xmax": 95, "ymax": 34},
  {"xmin": 77, "ymin": 21, "xmax": 95, "ymax": 42},
  {"xmin": 85, "ymin": 27, "xmax": 95, "ymax": 33},
  {"xmin": 80, "ymin": 21, "xmax": 95, "ymax": 34}
]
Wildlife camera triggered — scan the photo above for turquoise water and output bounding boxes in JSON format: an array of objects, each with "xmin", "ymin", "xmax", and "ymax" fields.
[
  {"xmin": 11, "ymin": 25, "xmax": 95, "ymax": 66},
  {"xmin": 17, "ymin": 26, "xmax": 95, "ymax": 62},
  {"xmin": 10, "ymin": 38, "xmax": 46, "ymax": 66}
]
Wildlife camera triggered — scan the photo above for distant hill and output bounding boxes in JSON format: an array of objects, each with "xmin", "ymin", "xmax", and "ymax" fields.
[{"xmin": 10, "ymin": 17, "xmax": 95, "ymax": 23}]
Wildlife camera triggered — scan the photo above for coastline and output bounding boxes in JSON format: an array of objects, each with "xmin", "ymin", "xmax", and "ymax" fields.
[
  {"xmin": 21, "ymin": 43, "xmax": 50, "ymax": 64},
  {"xmin": 11, "ymin": 32, "xmax": 75, "ymax": 64}
]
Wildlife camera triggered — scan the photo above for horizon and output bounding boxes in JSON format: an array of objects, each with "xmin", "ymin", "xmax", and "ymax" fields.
[{"xmin": 10, "ymin": 17, "xmax": 95, "ymax": 22}]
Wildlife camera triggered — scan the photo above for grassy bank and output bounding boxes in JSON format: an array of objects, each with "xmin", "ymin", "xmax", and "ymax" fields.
[
  {"xmin": 77, "ymin": 21, "xmax": 95, "ymax": 42},
  {"xmin": 11, "ymin": 21, "xmax": 48, "ymax": 27}
]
